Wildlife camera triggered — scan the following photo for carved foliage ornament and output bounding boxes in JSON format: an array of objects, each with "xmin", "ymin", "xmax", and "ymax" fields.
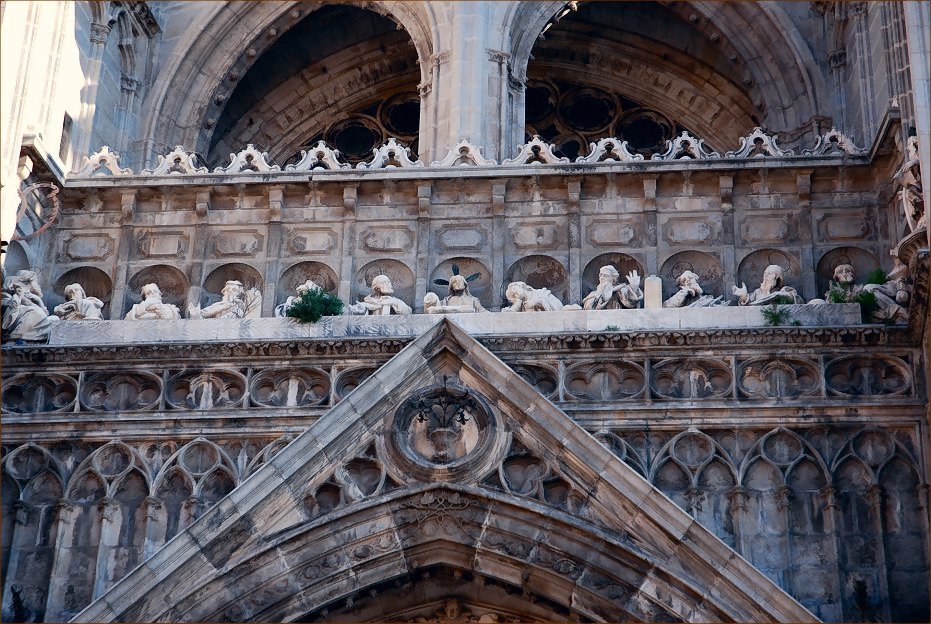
[
  {"xmin": 430, "ymin": 139, "xmax": 497, "ymax": 167},
  {"xmin": 140, "ymin": 146, "xmax": 208, "ymax": 175},
  {"xmin": 652, "ymin": 131, "xmax": 721, "ymax": 160},
  {"xmin": 502, "ymin": 135, "xmax": 570, "ymax": 165},
  {"xmin": 284, "ymin": 141, "xmax": 351, "ymax": 171},
  {"xmin": 356, "ymin": 138, "xmax": 424, "ymax": 169},
  {"xmin": 213, "ymin": 144, "xmax": 281, "ymax": 173},
  {"xmin": 724, "ymin": 127, "xmax": 795, "ymax": 158},
  {"xmin": 802, "ymin": 128, "xmax": 868, "ymax": 156},
  {"xmin": 576, "ymin": 137, "xmax": 643, "ymax": 164},
  {"xmin": 69, "ymin": 146, "xmax": 133, "ymax": 177}
]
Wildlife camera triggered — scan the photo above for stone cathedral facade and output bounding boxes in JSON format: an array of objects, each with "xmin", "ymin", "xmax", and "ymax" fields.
[{"xmin": 1, "ymin": 1, "xmax": 930, "ymax": 622}]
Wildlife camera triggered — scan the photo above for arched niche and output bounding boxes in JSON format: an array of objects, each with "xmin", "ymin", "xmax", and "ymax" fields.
[
  {"xmin": 736, "ymin": 249, "xmax": 802, "ymax": 298},
  {"xmin": 277, "ymin": 261, "xmax": 339, "ymax": 306},
  {"xmin": 582, "ymin": 253, "xmax": 644, "ymax": 301},
  {"xmin": 51, "ymin": 267, "xmax": 113, "ymax": 318},
  {"xmin": 815, "ymin": 247, "xmax": 881, "ymax": 298},
  {"xmin": 202, "ymin": 263, "xmax": 263, "ymax": 306},
  {"xmin": 659, "ymin": 251, "xmax": 724, "ymax": 300},
  {"xmin": 429, "ymin": 257, "xmax": 493, "ymax": 310},
  {"xmin": 1, "ymin": 240, "xmax": 32, "ymax": 278},
  {"xmin": 126, "ymin": 265, "xmax": 189, "ymax": 312},
  {"xmin": 139, "ymin": 2, "xmax": 434, "ymax": 167},
  {"xmin": 505, "ymin": 255, "xmax": 569, "ymax": 306},
  {"xmin": 507, "ymin": 1, "xmax": 830, "ymax": 157},
  {"xmin": 352, "ymin": 259, "xmax": 415, "ymax": 308}
]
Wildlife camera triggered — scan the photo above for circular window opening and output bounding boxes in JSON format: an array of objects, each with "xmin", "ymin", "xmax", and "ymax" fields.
[
  {"xmin": 326, "ymin": 117, "xmax": 383, "ymax": 161},
  {"xmin": 525, "ymin": 81, "xmax": 557, "ymax": 125},
  {"xmin": 616, "ymin": 110, "xmax": 674, "ymax": 152},
  {"xmin": 558, "ymin": 88, "xmax": 616, "ymax": 133},
  {"xmin": 386, "ymin": 101, "xmax": 419, "ymax": 137}
]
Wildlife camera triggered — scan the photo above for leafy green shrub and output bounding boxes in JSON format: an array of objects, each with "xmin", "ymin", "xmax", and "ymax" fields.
[
  {"xmin": 604, "ymin": 325, "xmax": 620, "ymax": 331},
  {"xmin": 772, "ymin": 293, "xmax": 796, "ymax": 305},
  {"xmin": 827, "ymin": 284, "xmax": 850, "ymax": 304},
  {"xmin": 854, "ymin": 290, "xmax": 879, "ymax": 323},
  {"xmin": 286, "ymin": 289, "xmax": 344, "ymax": 323},
  {"xmin": 761, "ymin": 304, "xmax": 793, "ymax": 326},
  {"xmin": 864, "ymin": 268, "xmax": 888, "ymax": 285}
]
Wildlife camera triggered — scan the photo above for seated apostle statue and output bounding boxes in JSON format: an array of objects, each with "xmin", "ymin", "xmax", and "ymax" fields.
[
  {"xmin": 124, "ymin": 283, "xmax": 182, "ymax": 320},
  {"xmin": 825, "ymin": 263, "xmax": 910, "ymax": 324},
  {"xmin": 582, "ymin": 266, "xmax": 643, "ymax": 310},
  {"xmin": 732, "ymin": 265, "xmax": 803, "ymax": 306},
  {"xmin": 502, "ymin": 281, "xmax": 565, "ymax": 312},
  {"xmin": 424, "ymin": 271, "xmax": 487, "ymax": 314},
  {"xmin": 275, "ymin": 279, "xmax": 321, "ymax": 317},
  {"xmin": 188, "ymin": 280, "xmax": 261, "ymax": 319},
  {"xmin": 1, "ymin": 269, "xmax": 59, "ymax": 341},
  {"xmin": 663, "ymin": 270, "xmax": 728, "ymax": 308},
  {"xmin": 348, "ymin": 275, "xmax": 412, "ymax": 315},
  {"xmin": 53, "ymin": 283, "xmax": 104, "ymax": 320}
]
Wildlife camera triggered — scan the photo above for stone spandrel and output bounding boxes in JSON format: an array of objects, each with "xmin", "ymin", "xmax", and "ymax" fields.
[{"xmin": 44, "ymin": 304, "xmax": 863, "ymax": 346}]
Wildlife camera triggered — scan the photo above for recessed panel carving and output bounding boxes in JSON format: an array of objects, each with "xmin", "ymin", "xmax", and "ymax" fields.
[
  {"xmin": 210, "ymin": 230, "xmax": 264, "ymax": 258},
  {"xmin": 360, "ymin": 225, "xmax": 414, "ymax": 253},
  {"xmin": 511, "ymin": 221, "xmax": 560, "ymax": 250},
  {"xmin": 250, "ymin": 368, "xmax": 330, "ymax": 408},
  {"xmin": 662, "ymin": 215, "xmax": 723, "ymax": 245},
  {"xmin": 166, "ymin": 370, "xmax": 246, "ymax": 410},
  {"xmin": 651, "ymin": 359, "xmax": 732, "ymax": 400},
  {"xmin": 586, "ymin": 218, "xmax": 642, "ymax": 247},
  {"xmin": 435, "ymin": 224, "xmax": 488, "ymax": 253},
  {"xmin": 738, "ymin": 214, "xmax": 799, "ymax": 244},
  {"xmin": 81, "ymin": 372, "xmax": 162, "ymax": 412},
  {"xmin": 509, "ymin": 364, "xmax": 559, "ymax": 399},
  {"xmin": 565, "ymin": 361, "xmax": 645, "ymax": 401},
  {"xmin": 286, "ymin": 228, "xmax": 338, "ymax": 255},
  {"xmin": 737, "ymin": 357, "xmax": 820, "ymax": 398},
  {"xmin": 825, "ymin": 356, "xmax": 911, "ymax": 397},
  {"xmin": 817, "ymin": 214, "xmax": 870, "ymax": 242},
  {"xmin": 60, "ymin": 232, "xmax": 115, "ymax": 261},
  {"xmin": 2, "ymin": 374, "xmax": 77, "ymax": 413},
  {"xmin": 334, "ymin": 367, "xmax": 379, "ymax": 400},
  {"xmin": 136, "ymin": 230, "xmax": 189, "ymax": 259}
]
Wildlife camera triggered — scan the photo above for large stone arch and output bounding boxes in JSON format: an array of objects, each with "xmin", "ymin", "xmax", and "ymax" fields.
[
  {"xmin": 137, "ymin": 1, "xmax": 437, "ymax": 166},
  {"xmin": 505, "ymin": 1, "xmax": 831, "ymax": 154}
]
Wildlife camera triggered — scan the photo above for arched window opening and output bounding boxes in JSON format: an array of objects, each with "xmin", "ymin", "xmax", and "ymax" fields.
[{"xmin": 207, "ymin": 5, "xmax": 421, "ymax": 167}]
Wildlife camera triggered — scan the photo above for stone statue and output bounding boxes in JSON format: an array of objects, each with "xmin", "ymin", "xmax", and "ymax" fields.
[
  {"xmin": 502, "ymin": 281, "xmax": 564, "ymax": 312},
  {"xmin": 826, "ymin": 263, "xmax": 910, "ymax": 324},
  {"xmin": 53, "ymin": 283, "xmax": 104, "ymax": 320},
  {"xmin": 275, "ymin": 279, "xmax": 321, "ymax": 317},
  {"xmin": 732, "ymin": 265, "xmax": 803, "ymax": 306},
  {"xmin": 663, "ymin": 271, "xmax": 727, "ymax": 308},
  {"xmin": 425, "ymin": 269, "xmax": 486, "ymax": 314},
  {"xmin": 124, "ymin": 283, "xmax": 182, "ymax": 320},
  {"xmin": 582, "ymin": 266, "xmax": 643, "ymax": 310},
  {"xmin": 1, "ymin": 269, "xmax": 59, "ymax": 341},
  {"xmin": 348, "ymin": 274, "xmax": 412, "ymax": 315},
  {"xmin": 894, "ymin": 136, "xmax": 924, "ymax": 233},
  {"xmin": 188, "ymin": 280, "xmax": 261, "ymax": 319}
]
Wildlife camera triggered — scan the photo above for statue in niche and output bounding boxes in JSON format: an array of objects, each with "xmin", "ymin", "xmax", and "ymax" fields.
[
  {"xmin": 348, "ymin": 274, "xmax": 412, "ymax": 315},
  {"xmin": 894, "ymin": 136, "xmax": 924, "ymax": 233},
  {"xmin": 663, "ymin": 270, "xmax": 728, "ymax": 308},
  {"xmin": 275, "ymin": 279, "xmax": 320, "ymax": 317},
  {"xmin": 733, "ymin": 264, "xmax": 803, "ymax": 306},
  {"xmin": 425, "ymin": 266, "xmax": 487, "ymax": 313},
  {"xmin": 502, "ymin": 281, "xmax": 566, "ymax": 312},
  {"xmin": 1, "ymin": 269, "xmax": 59, "ymax": 341},
  {"xmin": 825, "ymin": 263, "xmax": 910, "ymax": 324},
  {"xmin": 188, "ymin": 280, "xmax": 262, "ymax": 319},
  {"xmin": 582, "ymin": 266, "xmax": 643, "ymax": 310},
  {"xmin": 53, "ymin": 283, "xmax": 104, "ymax": 320},
  {"xmin": 124, "ymin": 283, "xmax": 182, "ymax": 320}
]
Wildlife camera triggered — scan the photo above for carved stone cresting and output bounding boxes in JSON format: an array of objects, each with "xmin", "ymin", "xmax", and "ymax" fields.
[
  {"xmin": 275, "ymin": 279, "xmax": 321, "ymax": 317},
  {"xmin": 582, "ymin": 266, "xmax": 643, "ymax": 310},
  {"xmin": 53, "ymin": 283, "xmax": 105, "ymax": 320},
  {"xmin": 1, "ymin": 269, "xmax": 60, "ymax": 341},
  {"xmin": 576, "ymin": 137, "xmax": 644, "ymax": 163},
  {"xmin": 356, "ymin": 138, "xmax": 424, "ymax": 169},
  {"xmin": 69, "ymin": 146, "xmax": 133, "ymax": 177},
  {"xmin": 430, "ymin": 139, "xmax": 497, "ymax": 167},
  {"xmin": 502, "ymin": 135, "xmax": 570, "ymax": 165},
  {"xmin": 425, "ymin": 265, "xmax": 486, "ymax": 314},
  {"xmin": 894, "ymin": 136, "xmax": 925, "ymax": 233},
  {"xmin": 348, "ymin": 274, "xmax": 412, "ymax": 315},
  {"xmin": 141, "ymin": 146, "xmax": 208, "ymax": 175},
  {"xmin": 213, "ymin": 144, "xmax": 281, "ymax": 173},
  {"xmin": 652, "ymin": 131, "xmax": 721, "ymax": 160},
  {"xmin": 802, "ymin": 128, "xmax": 868, "ymax": 156},
  {"xmin": 124, "ymin": 283, "xmax": 181, "ymax": 320},
  {"xmin": 733, "ymin": 264, "xmax": 803, "ymax": 306},
  {"xmin": 502, "ymin": 281, "xmax": 565, "ymax": 312},
  {"xmin": 188, "ymin": 280, "xmax": 262, "ymax": 319},
  {"xmin": 663, "ymin": 270, "xmax": 727, "ymax": 308},
  {"xmin": 725, "ymin": 127, "xmax": 795, "ymax": 158},
  {"xmin": 284, "ymin": 141, "xmax": 351, "ymax": 171}
]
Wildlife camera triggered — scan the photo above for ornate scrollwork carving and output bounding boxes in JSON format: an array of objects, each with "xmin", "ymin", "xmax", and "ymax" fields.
[
  {"xmin": 250, "ymin": 368, "xmax": 330, "ymax": 408},
  {"xmin": 737, "ymin": 357, "xmax": 820, "ymax": 398},
  {"xmin": 69, "ymin": 146, "xmax": 133, "ymax": 177},
  {"xmin": 501, "ymin": 135, "xmax": 570, "ymax": 165},
  {"xmin": 651, "ymin": 131, "xmax": 720, "ymax": 160},
  {"xmin": 283, "ymin": 140, "xmax": 351, "ymax": 171},
  {"xmin": 356, "ymin": 138, "xmax": 424, "ymax": 169},
  {"xmin": 213, "ymin": 144, "xmax": 281, "ymax": 173},
  {"xmin": 508, "ymin": 363, "xmax": 559, "ymax": 399},
  {"xmin": 824, "ymin": 355, "xmax": 911, "ymax": 396},
  {"xmin": 80, "ymin": 371, "xmax": 162, "ymax": 412},
  {"xmin": 575, "ymin": 137, "xmax": 643, "ymax": 163},
  {"xmin": 564, "ymin": 361, "xmax": 645, "ymax": 401},
  {"xmin": 802, "ymin": 128, "xmax": 868, "ymax": 156},
  {"xmin": 165, "ymin": 370, "xmax": 246, "ymax": 410},
  {"xmin": 650, "ymin": 358, "xmax": 732, "ymax": 399},
  {"xmin": 2, "ymin": 373, "xmax": 77, "ymax": 413},
  {"xmin": 725, "ymin": 127, "xmax": 795, "ymax": 158},
  {"xmin": 430, "ymin": 139, "xmax": 497, "ymax": 167},
  {"xmin": 141, "ymin": 146, "xmax": 208, "ymax": 175}
]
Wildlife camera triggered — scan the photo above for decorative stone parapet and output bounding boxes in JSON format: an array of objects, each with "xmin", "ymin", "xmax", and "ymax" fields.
[{"xmin": 44, "ymin": 304, "xmax": 861, "ymax": 346}]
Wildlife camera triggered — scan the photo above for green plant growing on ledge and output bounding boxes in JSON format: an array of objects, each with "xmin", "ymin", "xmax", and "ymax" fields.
[
  {"xmin": 604, "ymin": 325, "xmax": 620, "ymax": 331},
  {"xmin": 286, "ymin": 288, "xmax": 344, "ymax": 323},
  {"xmin": 854, "ymin": 290, "xmax": 879, "ymax": 323},
  {"xmin": 864, "ymin": 268, "xmax": 889, "ymax": 285},
  {"xmin": 761, "ymin": 304, "xmax": 794, "ymax": 326},
  {"xmin": 827, "ymin": 284, "xmax": 849, "ymax": 304}
]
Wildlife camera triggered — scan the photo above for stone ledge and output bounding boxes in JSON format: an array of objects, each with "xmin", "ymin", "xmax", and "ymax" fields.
[{"xmin": 45, "ymin": 304, "xmax": 862, "ymax": 347}]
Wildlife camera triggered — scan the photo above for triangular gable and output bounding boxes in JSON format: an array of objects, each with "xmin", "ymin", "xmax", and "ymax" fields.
[{"xmin": 74, "ymin": 319, "xmax": 816, "ymax": 623}]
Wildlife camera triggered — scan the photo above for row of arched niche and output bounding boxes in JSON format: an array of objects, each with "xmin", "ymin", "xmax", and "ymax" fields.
[{"xmin": 48, "ymin": 246, "xmax": 883, "ymax": 318}]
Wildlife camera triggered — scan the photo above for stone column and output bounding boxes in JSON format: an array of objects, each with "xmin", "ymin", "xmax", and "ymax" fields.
[
  {"xmin": 110, "ymin": 190, "xmax": 137, "ymax": 319},
  {"xmin": 902, "ymin": 1, "xmax": 931, "ymax": 250},
  {"xmin": 142, "ymin": 496, "xmax": 164, "ymax": 560},
  {"xmin": 42, "ymin": 499, "xmax": 79, "ymax": 622},
  {"xmin": 415, "ymin": 183, "xmax": 432, "ymax": 312},
  {"xmin": 567, "ymin": 178, "xmax": 582, "ymax": 303},
  {"xmin": 263, "ymin": 186, "xmax": 284, "ymax": 317},
  {"xmin": 818, "ymin": 486, "xmax": 846, "ymax": 611},
  {"xmin": 72, "ymin": 20, "xmax": 112, "ymax": 161},
  {"xmin": 864, "ymin": 484, "xmax": 892, "ymax": 621},
  {"xmin": 338, "ymin": 185, "xmax": 357, "ymax": 304},
  {"xmin": 490, "ymin": 182, "xmax": 506, "ymax": 311},
  {"xmin": 91, "ymin": 498, "xmax": 120, "ymax": 599},
  {"xmin": 727, "ymin": 485, "xmax": 750, "ymax": 555},
  {"xmin": 186, "ymin": 189, "xmax": 212, "ymax": 312}
]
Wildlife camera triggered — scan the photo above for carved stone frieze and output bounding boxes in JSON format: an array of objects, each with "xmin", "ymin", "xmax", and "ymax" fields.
[
  {"xmin": 209, "ymin": 230, "xmax": 264, "ymax": 258},
  {"xmin": 59, "ymin": 232, "xmax": 116, "ymax": 262},
  {"xmin": 824, "ymin": 355, "xmax": 911, "ymax": 397},
  {"xmin": 564, "ymin": 361, "xmax": 645, "ymax": 401},
  {"xmin": 360, "ymin": 225, "xmax": 414, "ymax": 253},
  {"xmin": 650, "ymin": 358, "xmax": 732, "ymax": 399},
  {"xmin": 286, "ymin": 228, "xmax": 338, "ymax": 255},
  {"xmin": 135, "ymin": 230, "xmax": 189, "ymax": 259},
  {"xmin": 434, "ymin": 224, "xmax": 488, "ymax": 253},
  {"xmin": 81, "ymin": 371, "xmax": 162, "ymax": 411},
  {"xmin": 2, "ymin": 373, "xmax": 77, "ymax": 413},
  {"xmin": 165, "ymin": 370, "xmax": 247, "ymax": 410},
  {"xmin": 250, "ymin": 368, "xmax": 330, "ymax": 408},
  {"xmin": 737, "ymin": 357, "xmax": 821, "ymax": 398}
]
